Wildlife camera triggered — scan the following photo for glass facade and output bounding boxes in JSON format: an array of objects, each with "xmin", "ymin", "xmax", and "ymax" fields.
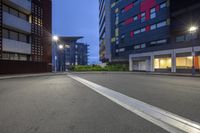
[
  {"xmin": 154, "ymin": 58, "xmax": 171, "ymax": 69},
  {"xmin": 176, "ymin": 57, "xmax": 192, "ymax": 69}
]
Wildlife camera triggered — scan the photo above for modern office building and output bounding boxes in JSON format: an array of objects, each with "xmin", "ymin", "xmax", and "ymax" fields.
[
  {"xmin": 99, "ymin": 0, "xmax": 112, "ymax": 62},
  {"xmin": 110, "ymin": 0, "xmax": 200, "ymax": 72},
  {"xmin": 52, "ymin": 36, "xmax": 88, "ymax": 71},
  {"xmin": 0, "ymin": 0, "xmax": 52, "ymax": 74}
]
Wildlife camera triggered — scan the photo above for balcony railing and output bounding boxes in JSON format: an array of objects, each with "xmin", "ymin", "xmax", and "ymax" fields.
[
  {"xmin": 3, "ymin": 38, "xmax": 31, "ymax": 54},
  {"xmin": 3, "ymin": 0, "xmax": 31, "ymax": 14},
  {"xmin": 3, "ymin": 12, "xmax": 31, "ymax": 33}
]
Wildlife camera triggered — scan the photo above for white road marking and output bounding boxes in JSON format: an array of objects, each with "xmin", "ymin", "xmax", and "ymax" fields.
[{"xmin": 68, "ymin": 75, "xmax": 200, "ymax": 133}]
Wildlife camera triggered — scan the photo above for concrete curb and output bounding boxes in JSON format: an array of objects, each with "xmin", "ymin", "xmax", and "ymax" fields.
[
  {"xmin": 0, "ymin": 72, "xmax": 68, "ymax": 80},
  {"xmin": 69, "ymin": 71, "xmax": 200, "ymax": 77}
]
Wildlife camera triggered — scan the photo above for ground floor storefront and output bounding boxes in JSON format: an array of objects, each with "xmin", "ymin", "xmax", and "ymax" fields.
[{"xmin": 129, "ymin": 46, "xmax": 200, "ymax": 73}]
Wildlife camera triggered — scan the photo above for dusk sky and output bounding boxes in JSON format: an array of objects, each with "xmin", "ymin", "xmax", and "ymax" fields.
[{"xmin": 52, "ymin": 0, "xmax": 100, "ymax": 64}]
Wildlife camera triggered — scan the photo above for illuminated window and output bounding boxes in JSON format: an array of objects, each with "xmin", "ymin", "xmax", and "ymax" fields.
[
  {"xmin": 160, "ymin": 2, "xmax": 167, "ymax": 9},
  {"xmin": 154, "ymin": 58, "xmax": 172, "ymax": 69},
  {"xmin": 134, "ymin": 16, "xmax": 138, "ymax": 21},
  {"xmin": 176, "ymin": 57, "xmax": 193, "ymax": 68},
  {"xmin": 150, "ymin": 8, "xmax": 156, "ymax": 19},
  {"xmin": 141, "ymin": 12, "xmax": 146, "ymax": 23}
]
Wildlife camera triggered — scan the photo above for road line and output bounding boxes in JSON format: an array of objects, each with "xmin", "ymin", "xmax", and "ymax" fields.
[{"xmin": 68, "ymin": 75, "xmax": 200, "ymax": 133}]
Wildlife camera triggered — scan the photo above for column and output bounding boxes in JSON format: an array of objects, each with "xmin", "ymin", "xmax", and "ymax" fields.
[
  {"xmin": 129, "ymin": 57, "xmax": 133, "ymax": 71},
  {"xmin": 150, "ymin": 55, "xmax": 155, "ymax": 72},
  {"xmin": 171, "ymin": 51, "xmax": 176, "ymax": 73}
]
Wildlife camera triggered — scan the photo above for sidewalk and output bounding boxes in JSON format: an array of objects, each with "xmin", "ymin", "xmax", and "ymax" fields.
[{"xmin": 0, "ymin": 72, "xmax": 68, "ymax": 80}]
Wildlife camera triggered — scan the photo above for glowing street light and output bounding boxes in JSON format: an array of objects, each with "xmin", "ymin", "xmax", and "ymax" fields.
[
  {"xmin": 53, "ymin": 35, "xmax": 59, "ymax": 41},
  {"xmin": 189, "ymin": 26, "xmax": 198, "ymax": 33},
  {"xmin": 59, "ymin": 44, "xmax": 64, "ymax": 49}
]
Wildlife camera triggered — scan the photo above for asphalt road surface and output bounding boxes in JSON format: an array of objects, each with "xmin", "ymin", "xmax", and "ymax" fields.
[{"xmin": 0, "ymin": 73, "xmax": 199, "ymax": 133}]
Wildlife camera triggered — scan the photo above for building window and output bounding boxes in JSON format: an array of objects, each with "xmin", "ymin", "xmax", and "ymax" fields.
[
  {"xmin": 141, "ymin": 28, "xmax": 146, "ymax": 33},
  {"xmin": 176, "ymin": 35, "xmax": 185, "ymax": 42},
  {"xmin": 141, "ymin": 12, "xmax": 146, "ymax": 23},
  {"xmin": 121, "ymin": 35, "xmax": 125, "ymax": 43},
  {"xmin": 3, "ymin": 29, "xmax": 9, "ymax": 38},
  {"xmin": 19, "ymin": 54, "xmax": 27, "ymax": 61},
  {"xmin": 157, "ymin": 39, "xmax": 167, "ymax": 44},
  {"xmin": 134, "ymin": 45, "xmax": 140, "ymax": 49},
  {"xmin": 150, "ymin": 7, "xmax": 156, "ymax": 19},
  {"xmin": 10, "ymin": 31, "xmax": 18, "ymax": 41},
  {"xmin": 119, "ymin": 48, "xmax": 125, "ymax": 52},
  {"xmin": 176, "ymin": 57, "xmax": 193, "ymax": 69},
  {"xmin": 150, "ymin": 39, "xmax": 167, "ymax": 45},
  {"xmin": 3, "ymin": 4, "xmax": 28, "ymax": 21},
  {"xmin": 3, "ymin": 5, "xmax": 9, "ymax": 12},
  {"xmin": 160, "ymin": 2, "xmax": 167, "ymax": 9},
  {"xmin": 134, "ymin": 16, "xmax": 138, "ymax": 21},
  {"xmin": 2, "ymin": 53, "xmax": 9, "ymax": 60},
  {"xmin": 157, "ymin": 21, "xmax": 167, "ymax": 28},
  {"xmin": 19, "ymin": 34, "xmax": 27, "ymax": 43},
  {"xmin": 19, "ymin": 12, "xmax": 27, "ymax": 20},
  {"xmin": 10, "ymin": 8, "xmax": 18, "ymax": 17},
  {"xmin": 134, "ymin": 29, "xmax": 140, "ymax": 35},
  {"xmin": 150, "ymin": 24, "xmax": 156, "ymax": 30},
  {"xmin": 141, "ymin": 43, "xmax": 146, "ymax": 48},
  {"xmin": 154, "ymin": 58, "xmax": 172, "ymax": 69}
]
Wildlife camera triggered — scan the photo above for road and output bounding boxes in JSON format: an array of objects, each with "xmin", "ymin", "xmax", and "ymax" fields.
[{"xmin": 0, "ymin": 73, "xmax": 199, "ymax": 133}]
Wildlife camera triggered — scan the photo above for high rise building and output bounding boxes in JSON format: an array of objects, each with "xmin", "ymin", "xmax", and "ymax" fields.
[
  {"xmin": 109, "ymin": 0, "xmax": 200, "ymax": 73},
  {"xmin": 99, "ymin": 0, "xmax": 112, "ymax": 62},
  {"xmin": 0, "ymin": 0, "xmax": 52, "ymax": 74}
]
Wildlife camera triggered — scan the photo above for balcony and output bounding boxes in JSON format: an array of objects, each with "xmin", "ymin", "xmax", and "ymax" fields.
[
  {"xmin": 3, "ymin": 0, "xmax": 31, "ymax": 14},
  {"xmin": 3, "ymin": 38, "xmax": 31, "ymax": 54},
  {"xmin": 3, "ymin": 12, "xmax": 31, "ymax": 33}
]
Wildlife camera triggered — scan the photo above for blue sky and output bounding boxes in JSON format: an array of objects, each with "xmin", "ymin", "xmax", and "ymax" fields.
[{"xmin": 52, "ymin": 0, "xmax": 100, "ymax": 64}]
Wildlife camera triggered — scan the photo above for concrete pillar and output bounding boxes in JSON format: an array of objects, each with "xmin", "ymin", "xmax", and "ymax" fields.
[
  {"xmin": 171, "ymin": 51, "xmax": 176, "ymax": 73},
  {"xmin": 150, "ymin": 55, "xmax": 155, "ymax": 72},
  {"xmin": 129, "ymin": 57, "xmax": 133, "ymax": 71}
]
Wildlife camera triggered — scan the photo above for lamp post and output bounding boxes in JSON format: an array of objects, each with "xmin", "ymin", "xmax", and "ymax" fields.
[
  {"xmin": 58, "ymin": 44, "xmax": 64, "ymax": 71},
  {"xmin": 53, "ymin": 35, "xmax": 59, "ymax": 73},
  {"xmin": 188, "ymin": 26, "xmax": 198, "ymax": 76}
]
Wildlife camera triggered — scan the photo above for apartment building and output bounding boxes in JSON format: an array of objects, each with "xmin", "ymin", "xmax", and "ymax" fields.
[
  {"xmin": 0, "ymin": 0, "xmax": 52, "ymax": 74},
  {"xmin": 110, "ymin": 0, "xmax": 200, "ymax": 73},
  {"xmin": 99, "ymin": 0, "xmax": 112, "ymax": 62},
  {"xmin": 53, "ymin": 36, "xmax": 88, "ymax": 71}
]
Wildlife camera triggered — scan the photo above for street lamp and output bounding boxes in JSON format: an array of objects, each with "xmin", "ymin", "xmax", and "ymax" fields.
[
  {"xmin": 52, "ymin": 35, "xmax": 59, "ymax": 73},
  {"xmin": 58, "ymin": 44, "xmax": 65, "ymax": 71},
  {"xmin": 188, "ymin": 26, "xmax": 198, "ymax": 76},
  {"xmin": 53, "ymin": 35, "xmax": 59, "ymax": 41},
  {"xmin": 189, "ymin": 26, "xmax": 198, "ymax": 33},
  {"xmin": 59, "ymin": 44, "xmax": 64, "ymax": 49}
]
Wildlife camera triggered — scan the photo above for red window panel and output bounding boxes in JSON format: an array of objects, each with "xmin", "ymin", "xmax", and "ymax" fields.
[
  {"xmin": 124, "ymin": 3, "xmax": 134, "ymax": 12},
  {"xmin": 146, "ymin": 10, "xmax": 150, "ymax": 20},
  {"xmin": 130, "ymin": 31, "xmax": 134, "ymax": 38},
  {"xmin": 140, "ymin": 0, "xmax": 157, "ymax": 21},
  {"xmin": 156, "ymin": 5, "xmax": 160, "ymax": 11},
  {"xmin": 125, "ymin": 18, "xmax": 133, "ymax": 25},
  {"xmin": 146, "ymin": 25, "xmax": 150, "ymax": 31},
  {"xmin": 138, "ymin": 14, "xmax": 141, "ymax": 19}
]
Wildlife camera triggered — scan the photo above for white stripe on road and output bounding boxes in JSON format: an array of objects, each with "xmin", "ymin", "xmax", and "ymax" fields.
[{"xmin": 68, "ymin": 75, "xmax": 200, "ymax": 133}]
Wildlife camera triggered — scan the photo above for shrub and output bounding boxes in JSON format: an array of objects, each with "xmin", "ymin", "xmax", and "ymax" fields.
[{"xmin": 72, "ymin": 64, "xmax": 128, "ymax": 71}]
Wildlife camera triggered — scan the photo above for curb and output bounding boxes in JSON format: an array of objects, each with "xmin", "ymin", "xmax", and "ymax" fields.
[
  {"xmin": 69, "ymin": 71, "xmax": 200, "ymax": 77},
  {"xmin": 0, "ymin": 72, "xmax": 68, "ymax": 80}
]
